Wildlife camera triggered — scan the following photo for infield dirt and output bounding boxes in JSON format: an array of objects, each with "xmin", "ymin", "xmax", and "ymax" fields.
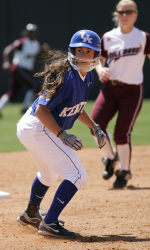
[{"xmin": 1, "ymin": 145, "xmax": 150, "ymax": 250}]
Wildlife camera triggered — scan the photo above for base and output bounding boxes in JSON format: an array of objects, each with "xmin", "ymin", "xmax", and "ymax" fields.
[{"xmin": 0, "ymin": 191, "xmax": 11, "ymax": 199}]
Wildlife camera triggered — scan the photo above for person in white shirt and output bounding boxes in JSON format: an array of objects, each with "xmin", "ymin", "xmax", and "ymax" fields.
[
  {"xmin": 91, "ymin": 0, "xmax": 150, "ymax": 187},
  {"xmin": 0, "ymin": 24, "xmax": 42, "ymax": 116}
]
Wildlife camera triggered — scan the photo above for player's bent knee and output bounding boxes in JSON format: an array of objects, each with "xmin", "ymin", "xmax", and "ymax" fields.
[
  {"xmin": 67, "ymin": 171, "xmax": 87, "ymax": 190},
  {"xmin": 77, "ymin": 171, "xmax": 87, "ymax": 189},
  {"xmin": 114, "ymin": 135, "xmax": 130, "ymax": 144}
]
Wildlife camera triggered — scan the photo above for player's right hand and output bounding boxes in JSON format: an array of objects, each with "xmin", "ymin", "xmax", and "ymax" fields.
[
  {"xmin": 99, "ymin": 67, "xmax": 110, "ymax": 83},
  {"xmin": 2, "ymin": 61, "xmax": 11, "ymax": 71},
  {"xmin": 92, "ymin": 124, "xmax": 106, "ymax": 149},
  {"xmin": 60, "ymin": 130, "xmax": 84, "ymax": 151}
]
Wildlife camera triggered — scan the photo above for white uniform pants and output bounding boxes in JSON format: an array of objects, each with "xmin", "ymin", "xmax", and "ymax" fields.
[{"xmin": 17, "ymin": 108, "xmax": 87, "ymax": 190}]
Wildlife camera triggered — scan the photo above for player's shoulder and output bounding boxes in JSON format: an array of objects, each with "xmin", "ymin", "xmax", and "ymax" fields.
[
  {"xmin": 103, "ymin": 28, "xmax": 118, "ymax": 38},
  {"xmin": 64, "ymin": 67, "xmax": 78, "ymax": 79},
  {"xmin": 13, "ymin": 37, "xmax": 28, "ymax": 47},
  {"xmin": 63, "ymin": 67, "xmax": 74, "ymax": 87},
  {"xmin": 133, "ymin": 27, "xmax": 150, "ymax": 42},
  {"xmin": 33, "ymin": 39, "xmax": 40, "ymax": 45},
  {"xmin": 133, "ymin": 27, "xmax": 145, "ymax": 35},
  {"xmin": 64, "ymin": 66, "xmax": 73, "ymax": 77},
  {"xmin": 102, "ymin": 28, "xmax": 120, "ymax": 43},
  {"xmin": 137, "ymin": 28, "xmax": 150, "ymax": 38},
  {"xmin": 33, "ymin": 39, "xmax": 41, "ymax": 50},
  {"xmin": 101, "ymin": 28, "xmax": 120, "ymax": 47}
]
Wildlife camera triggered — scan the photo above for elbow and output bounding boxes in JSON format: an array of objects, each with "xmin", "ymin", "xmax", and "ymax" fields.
[
  {"xmin": 35, "ymin": 105, "xmax": 40, "ymax": 118},
  {"xmin": 35, "ymin": 110, "xmax": 39, "ymax": 118},
  {"xmin": 35, "ymin": 104, "xmax": 50, "ymax": 119}
]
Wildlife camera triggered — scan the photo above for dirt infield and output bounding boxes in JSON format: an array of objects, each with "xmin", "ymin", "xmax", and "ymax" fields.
[{"xmin": 1, "ymin": 145, "xmax": 150, "ymax": 250}]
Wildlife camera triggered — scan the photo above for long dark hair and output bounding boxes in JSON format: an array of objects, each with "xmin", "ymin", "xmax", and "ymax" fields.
[{"xmin": 35, "ymin": 50, "xmax": 70, "ymax": 99}]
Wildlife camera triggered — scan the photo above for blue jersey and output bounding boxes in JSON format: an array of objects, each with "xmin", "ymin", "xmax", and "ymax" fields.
[{"xmin": 31, "ymin": 68, "xmax": 94, "ymax": 130}]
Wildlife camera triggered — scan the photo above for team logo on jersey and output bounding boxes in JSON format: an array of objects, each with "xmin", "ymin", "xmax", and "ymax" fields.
[
  {"xmin": 108, "ymin": 44, "xmax": 142, "ymax": 64},
  {"xmin": 59, "ymin": 102, "xmax": 86, "ymax": 117},
  {"xmin": 81, "ymin": 33, "xmax": 93, "ymax": 44}
]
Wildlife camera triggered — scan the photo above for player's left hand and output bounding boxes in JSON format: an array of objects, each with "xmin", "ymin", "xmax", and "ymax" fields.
[
  {"xmin": 92, "ymin": 124, "xmax": 106, "ymax": 149},
  {"xmin": 99, "ymin": 67, "xmax": 110, "ymax": 83},
  {"xmin": 60, "ymin": 130, "xmax": 84, "ymax": 151}
]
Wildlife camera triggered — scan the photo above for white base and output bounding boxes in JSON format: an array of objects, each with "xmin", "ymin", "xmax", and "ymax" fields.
[{"xmin": 0, "ymin": 191, "xmax": 11, "ymax": 199}]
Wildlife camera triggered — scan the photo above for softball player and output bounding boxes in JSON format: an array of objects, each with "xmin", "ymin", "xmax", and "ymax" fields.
[
  {"xmin": 17, "ymin": 30, "xmax": 106, "ymax": 237},
  {"xmin": 91, "ymin": 0, "xmax": 150, "ymax": 188},
  {"xmin": 0, "ymin": 24, "xmax": 40, "ymax": 116}
]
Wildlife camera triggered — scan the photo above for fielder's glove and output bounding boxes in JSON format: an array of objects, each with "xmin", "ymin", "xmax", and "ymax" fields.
[
  {"xmin": 60, "ymin": 130, "xmax": 84, "ymax": 151},
  {"xmin": 92, "ymin": 124, "xmax": 106, "ymax": 149}
]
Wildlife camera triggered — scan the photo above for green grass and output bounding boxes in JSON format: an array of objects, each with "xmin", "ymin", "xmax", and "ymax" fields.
[
  {"xmin": 0, "ymin": 104, "xmax": 26, "ymax": 152},
  {"xmin": 0, "ymin": 100, "xmax": 150, "ymax": 152}
]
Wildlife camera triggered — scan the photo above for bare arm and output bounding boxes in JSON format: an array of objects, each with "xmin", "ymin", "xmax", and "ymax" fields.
[
  {"xmin": 78, "ymin": 109, "xmax": 96, "ymax": 128},
  {"xmin": 78, "ymin": 109, "xmax": 106, "ymax": 149},
  {"xmin": 35, "ymin": 104, "xmax": 61, "ymax": 136},
  {"xmin": 95, "ymin": 55, "xmax": 110, "ymax": 83},
  {"xmin": 2, "ymin": 44, "xmax": 15, "ymax": 70},
  {"xmin": 35, "ymin": 104, "xmax": 86, "ymax": 151},
  {"xmin": 147, "ymin": 54, "xmax": 150, "ymax": 59}
]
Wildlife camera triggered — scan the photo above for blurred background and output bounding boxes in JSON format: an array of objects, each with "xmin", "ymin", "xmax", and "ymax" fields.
[
  {"xmin": 0, "ymin": 0, "xmax": 150, "ymax": 152},
  {"xmin": 0, "ymin": 0, "xmax": 150, "ymax": 101}
]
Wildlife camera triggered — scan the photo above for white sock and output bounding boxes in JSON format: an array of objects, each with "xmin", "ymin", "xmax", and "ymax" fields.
[
  {"xmin": 0, "ymin": 94, "xmax": 10, "ymax": 111},
  {"xmin": 117, "ymin": 144, "xmax": 130, "ymax": 171},
  {"xmin": 104, "ymin": 131, "xmax": 116, "ymax": 159},
  {"xmin": 22, "ymin": 89, "xmax": 35, "ymax": 110}
]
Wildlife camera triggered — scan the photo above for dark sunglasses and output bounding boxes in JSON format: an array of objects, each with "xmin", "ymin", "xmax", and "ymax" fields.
[{"xmin": 116, "ymin": 10, "xmax": 136, "ymax": 15}]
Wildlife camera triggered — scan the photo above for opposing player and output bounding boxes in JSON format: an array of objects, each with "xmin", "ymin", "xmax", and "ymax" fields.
[
  {"xmin": 16, "ymin": 30, "xmax": 106, "ymax": 237},
  {"xmin": 0, "ymin": 24, "xmax": 42, "ymax": 116},
  {"xmin": 91, "ymin": 0, "xmax": 150, "ymax": 187}
]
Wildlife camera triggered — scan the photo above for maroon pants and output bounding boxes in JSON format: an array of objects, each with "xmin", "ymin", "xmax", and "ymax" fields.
[
  {"xmin": 91, "ymin": 81, "xmax": 144, "ymax": 145},
  {"xmin": 7, "ymin": 64, "xmax": 39, "ymax": 101}
]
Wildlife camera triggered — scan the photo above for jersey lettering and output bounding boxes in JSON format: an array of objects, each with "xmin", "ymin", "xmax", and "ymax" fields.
[
  {"xmin": 108, "ymin": 44, "xmax": 142, "ymax": 63},
  {"xmin": 59, "ymin": 102, "xmax": 86, "ymax": 117}
]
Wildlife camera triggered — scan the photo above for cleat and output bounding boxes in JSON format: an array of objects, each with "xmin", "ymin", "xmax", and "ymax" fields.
[
  {"xmin": 102, "ymin": 152, "xmax": 119, "ymax": 180},
  {"xmin": 17, "ymin": 200, "xmax": 42, "ymax": 229},
  {"xmin": 113, "ymin": 169, "xmax": 132, "ymax": 188},
  {"xmin": 38, "ymin": 220, "xmax": 76, "ymax": 237},
  {"xmin": 17, "ymin": 211, "xmax": 42, "ymax": 229}
]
